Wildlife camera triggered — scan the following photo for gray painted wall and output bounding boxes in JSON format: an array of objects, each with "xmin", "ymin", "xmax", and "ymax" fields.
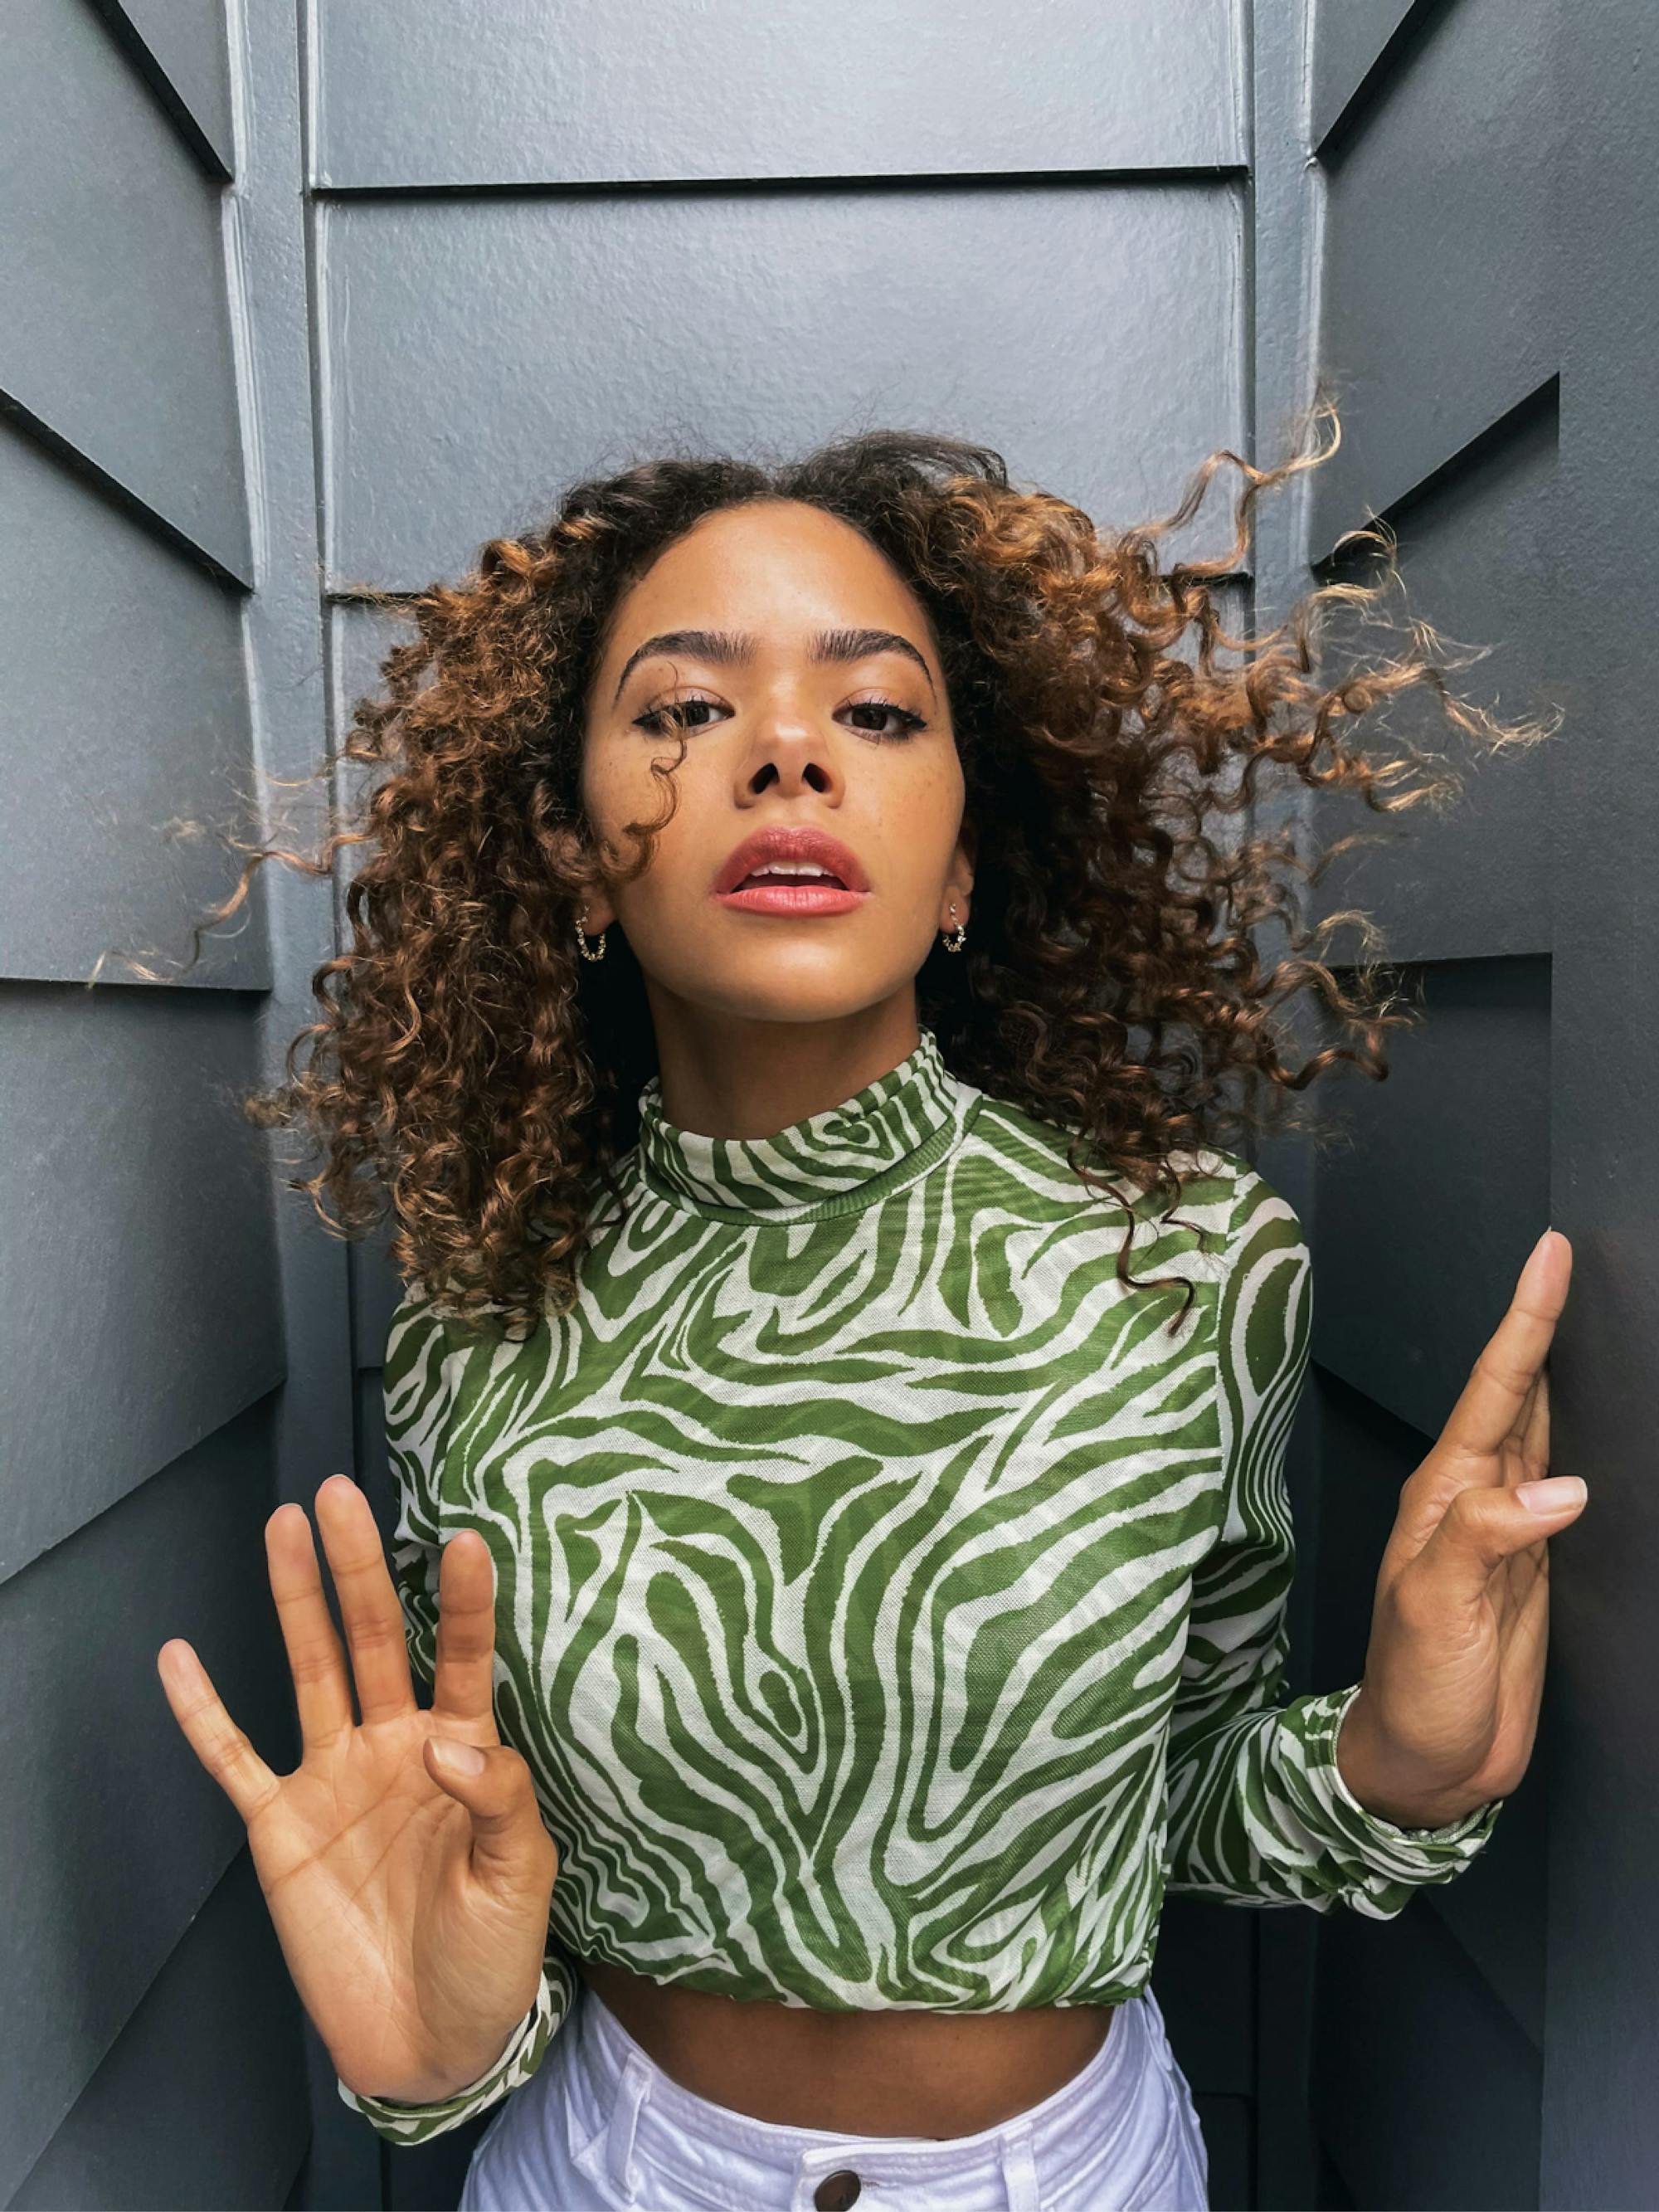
[
  {"xmin": 7, "ymin": 2, "xmax": 1646, "ymax": 2209},
  {"xmin": 1250, "ymin": 2, "xmax": 1647, "ymax": 2208},
  {"xmin": 1286, "ymin": 2, "xmax": 1557, "ymax": 2204},
  {"xmin": 1, "ymin": 2, "xmax": 314, "ymax": 2210},
  {"xmin": 1546, "ymin": 4, "xmax": 1659, "ymax": 2208}
]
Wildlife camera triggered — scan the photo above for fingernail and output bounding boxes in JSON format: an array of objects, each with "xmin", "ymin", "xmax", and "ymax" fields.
[
  {"xmin": 1517, "ymin": 1475, "xmax": 1586, "ymax": 1513},
  {"xmin": 431, "ymin": 1738, "xmax": 485, "ymax": 1776}
]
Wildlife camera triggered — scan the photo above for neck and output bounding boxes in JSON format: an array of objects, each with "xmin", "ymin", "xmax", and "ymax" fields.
[
  {"xmin": 633, "ymin": 1014, "xmax": 965, "ymax": 1224},
  {"xmin": 643, "ymin": 985, "xmax": 922, "ymax": 1142}
]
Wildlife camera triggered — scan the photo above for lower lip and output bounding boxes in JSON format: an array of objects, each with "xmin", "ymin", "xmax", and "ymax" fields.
[{"xmin": 713, "ymin": 882, "xmax": 868, "ymax": 915}]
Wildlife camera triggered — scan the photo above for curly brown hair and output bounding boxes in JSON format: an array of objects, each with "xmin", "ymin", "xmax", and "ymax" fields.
[{"xmin": 124, "ymin": 405, "xmax": 1554, "ymax": 1336}]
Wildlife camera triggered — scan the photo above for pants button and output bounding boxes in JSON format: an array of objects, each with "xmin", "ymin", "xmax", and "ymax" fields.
[{"xmin": 813, "ymin": 2171, "xmax": 863, "ymax": 2210}]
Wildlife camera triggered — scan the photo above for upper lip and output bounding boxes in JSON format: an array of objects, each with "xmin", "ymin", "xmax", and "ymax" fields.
[{"xmin": 712, "ymin": 826, "xmax": 870, "ymax": 896}]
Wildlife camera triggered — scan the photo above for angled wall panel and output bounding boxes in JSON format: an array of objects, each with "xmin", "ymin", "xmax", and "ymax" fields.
[
  {"xmin": 0, "ymin": 0, "xmax": 313, "ymax": 2203},
  {"xmin": 1309, "ymin": 0, "xmax": 1421, "ymax": 153},
  {"xmin": 1545, "ymin": 6, "xmax": 1659, "ymax": 2202},
  {"xmin": 0, "ymin": 415, "xmax": 268, "ymax": 991},
  {"xmin": 1306, "ymin": 0, "xmax": 1556, "ymax": 560},
  {"xmin": 12, "ymin": 1850, "xmax": 309, "ymax": 2212},
  {"xmin": 1309, "ymin": 955, "xmax": 1551, "ymax": 1443},
  {"xmin": 321, "ymin": 183, "xmax": 1248, "ymax": 591},
  {"xmin": 1312, "ymin": 1903, "xmax": 1541, "ymax": 2211},
  {"xmin": 0, "ymin": 0, "xmax": 251, "ymax": 580},
  {"xmin": 1307, "ymin": 392, "xmax": 1557, "ymax": 967},
  {"xmin": 0, "ymin": 986, "xmax": 284, "ymax": 1580},
  {"xmin": 93, "ymin": 0, "xmax": 236, "ymax": 178},
  {"xmin": 315, "ymin": 0, "xmax": 1244, "ymax": 190},
  {"xmin": 1297, "ymin": 0, "xmax": 1563, "ymax": 2201},
  {"xmin": 0, "ymin": 1408, "xmax": 296, "ymax": 2201}
]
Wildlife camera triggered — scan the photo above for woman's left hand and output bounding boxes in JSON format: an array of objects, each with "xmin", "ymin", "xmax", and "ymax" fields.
[{"xmin": 1335, "ymin": 1227, "xmax": 1584, "ymax": 1830}]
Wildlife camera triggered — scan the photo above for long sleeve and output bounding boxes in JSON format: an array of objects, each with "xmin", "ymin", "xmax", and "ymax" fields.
[
  {"xmin": 1162, "ymin": 1162, "xmax": 1505, "ymax": 1918},
  {"xmin": 336, "ymin": 1289, "xmax": 575, "ymax": 2144}
]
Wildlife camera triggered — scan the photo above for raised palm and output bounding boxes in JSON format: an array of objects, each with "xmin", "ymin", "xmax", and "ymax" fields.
[{"xmin": 157, "ymin": 1474, "xmax": 557, "ymax": 2102}]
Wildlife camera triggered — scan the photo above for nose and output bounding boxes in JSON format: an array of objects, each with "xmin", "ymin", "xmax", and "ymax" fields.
[{"xmin": 735, "ymin": 714, "xmax": 842, "ymax": 802}]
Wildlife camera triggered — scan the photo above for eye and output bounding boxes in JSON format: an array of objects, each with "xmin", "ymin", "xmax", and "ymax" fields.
[
  {"xmin": 630, "ymin": 690, "xmax": 928, "ymax": 741},
  {"xmin": 842, "ymin": 695, "xmax": 928, "ymax": 742},
  {"xmin": 634, "ymin": 693, "xmax": 727, "ymax": 736}
]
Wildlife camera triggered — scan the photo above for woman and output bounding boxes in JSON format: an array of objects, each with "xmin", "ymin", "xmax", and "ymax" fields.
[{"xmin": 157, "ymin": 426, "xmax": 1579, "ymax": 2211}]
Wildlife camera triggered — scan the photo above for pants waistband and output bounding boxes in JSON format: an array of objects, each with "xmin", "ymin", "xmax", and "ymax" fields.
[{"xmin": 570, "ymin": 1982, "xmax": 1175, "ymax": 2212}]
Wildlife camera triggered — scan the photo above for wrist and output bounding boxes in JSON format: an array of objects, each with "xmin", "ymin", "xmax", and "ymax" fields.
[
  {"xmin": 358, "ymin": 2015, "xmax": 525, "ymax": 2106},
  {"xmin": 1335, "ymin": 1687, "xmax": 1484, "ymax": 1830}
]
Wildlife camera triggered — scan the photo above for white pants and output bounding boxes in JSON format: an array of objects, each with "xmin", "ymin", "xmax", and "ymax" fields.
[{"xmin": 459, "ymin": 1981, "xmax": 1210, "ymax": 2212}]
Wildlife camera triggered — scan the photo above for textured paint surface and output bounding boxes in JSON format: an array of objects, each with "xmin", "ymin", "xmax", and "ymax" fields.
[
  {"xmin": 0, "ymin": 0, "xmax": 250, "ymax": 578},
  {"xmin": 323, "ymin": 185, "xmax": 1246, "ymax": 590},
  {"xmin": 315, "ymin": 0, "xmax": 1243, "ymax": 190}
]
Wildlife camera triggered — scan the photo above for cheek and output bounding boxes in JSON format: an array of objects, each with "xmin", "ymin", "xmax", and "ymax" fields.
[
  {"xmin": 581, "ymin": 743, "xmax": 672, "ymax": 865},
  {"xmin": 579, "ymin": 739, "xmax": 641, "ymax": 844},
  {"xmin": 899, "ymin": 748, "xmax": 967, "ymax": 856},
  {"xmin": 865, "ymin": 752, "xmax": 966, "ymax": 924},
  {"xmin": 581, "ymin": 743, "xmax": 713, "ymax": 906}
]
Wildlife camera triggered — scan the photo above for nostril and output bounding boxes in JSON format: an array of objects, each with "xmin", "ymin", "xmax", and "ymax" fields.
[{"xmin": 805, "ymin": 763, "xmax": 831, "ymax": 792}]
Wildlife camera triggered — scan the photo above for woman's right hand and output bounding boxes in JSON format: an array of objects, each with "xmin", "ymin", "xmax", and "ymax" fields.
[{"xmin": 157, "ymin": 1474, "xmax": 558, "ymax": 2103}]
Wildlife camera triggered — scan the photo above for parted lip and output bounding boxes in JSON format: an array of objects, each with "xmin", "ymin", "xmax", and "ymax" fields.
[{"xmin": 712, "ymin": 826, "xmax": 871, "ymax": 896}]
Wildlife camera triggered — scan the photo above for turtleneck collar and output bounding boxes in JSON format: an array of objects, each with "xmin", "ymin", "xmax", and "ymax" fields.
[{"xmin": 634, "ymin": 1026, "xmax": 971, "ymax": 1222}]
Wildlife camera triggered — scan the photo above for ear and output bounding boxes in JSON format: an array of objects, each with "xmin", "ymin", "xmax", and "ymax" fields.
[{"xmin": 941, "ymin": 821, "xmax": 975, "ymax": 927}]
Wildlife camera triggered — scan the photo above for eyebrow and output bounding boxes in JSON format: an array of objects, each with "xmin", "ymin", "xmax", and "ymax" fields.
[{"xmin": 611, "ymin": 626, "xmax": 937, "ymax": 707}]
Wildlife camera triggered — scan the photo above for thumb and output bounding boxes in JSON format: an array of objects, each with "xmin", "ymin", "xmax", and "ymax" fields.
[
  {"xmin": 1421, "ymin": 1475, "xmax": 1588, "ymax": 1598},
  {"xmin": 425, "ymin": 1737, "xmax": 558, "ymax": 1894}
]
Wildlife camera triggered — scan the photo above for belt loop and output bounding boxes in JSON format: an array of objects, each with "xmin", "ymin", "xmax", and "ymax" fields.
[
  {"xmin": 606, "ymin": 2048, "xmax": 652, "ymax": 2203},
  {"xmin": 1000, "ymin": 2117, "xmax": 1043, "ymax": 2212}
]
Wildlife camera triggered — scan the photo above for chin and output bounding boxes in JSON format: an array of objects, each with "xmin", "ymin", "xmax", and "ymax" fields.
[{"xmin": 670, "ymin": 952, "xmax": 915, "ymax": 1028}]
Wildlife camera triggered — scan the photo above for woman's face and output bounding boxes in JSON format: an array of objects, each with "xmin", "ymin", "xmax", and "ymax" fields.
[{"xmin": 579, "ymin": 499, "xmax": 973, "ymax": 1030}]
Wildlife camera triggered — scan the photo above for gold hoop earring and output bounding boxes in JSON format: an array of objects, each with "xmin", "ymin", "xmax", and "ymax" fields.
[
  {"xmin": 942, "ymin": 902, "xmax": 968, "ymax": 953},
  {"xmin": 575, "ymin": 914, "xmax": 608, "ymax": 962}
]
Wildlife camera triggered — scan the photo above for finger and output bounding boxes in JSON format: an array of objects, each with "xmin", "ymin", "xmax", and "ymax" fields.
[
  {"xmin": 156, "ymin": 1640, "xmax": 282, "ymax": 1826},
  {"xmin": 432, "ymin": 1528, "xmax": 504, "ymax": 1728},
  {"xmin": 266, "ymin": 1501, "xmax": 354, "ymax": 1747},
  {"xmin": 1504, "ymin": 1366, "xmax": 1541, "ymax": 1458},
  {"xmin": 314, "ymin": 1474, "xmax": 417, "ymax": 1727},
  {"xmin": 1416, "ymin": 1471, "xmax": 1588, "ymax": 1605},
  {"xmin": 1436, "ymin": 1230, "xmax": 1571, "ymax": 1469},
  {"xmin": 1511, "ymin": 1362, "xmax": 1550, "ymax": 1484},
  {"xmin": 423, "ymin": 1738, "xmax": 557, "ymax": 1902}
]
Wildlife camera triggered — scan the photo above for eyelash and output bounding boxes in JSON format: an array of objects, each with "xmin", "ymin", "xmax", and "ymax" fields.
[{"xmin": 632, "ymin": 692, "xmax": 927, "ymax": 743}]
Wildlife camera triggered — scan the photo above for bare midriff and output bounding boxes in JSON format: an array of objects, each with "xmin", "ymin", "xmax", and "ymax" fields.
[{"xmin": 577, "ymin": 1956, "xmax": 1118, "ymax": 2139}]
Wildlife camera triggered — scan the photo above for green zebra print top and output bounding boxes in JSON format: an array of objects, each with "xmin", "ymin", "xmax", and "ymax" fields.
[{"xmin": 339, "ymin": 1026, "xmax": 1504, "ymax": 2142}]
